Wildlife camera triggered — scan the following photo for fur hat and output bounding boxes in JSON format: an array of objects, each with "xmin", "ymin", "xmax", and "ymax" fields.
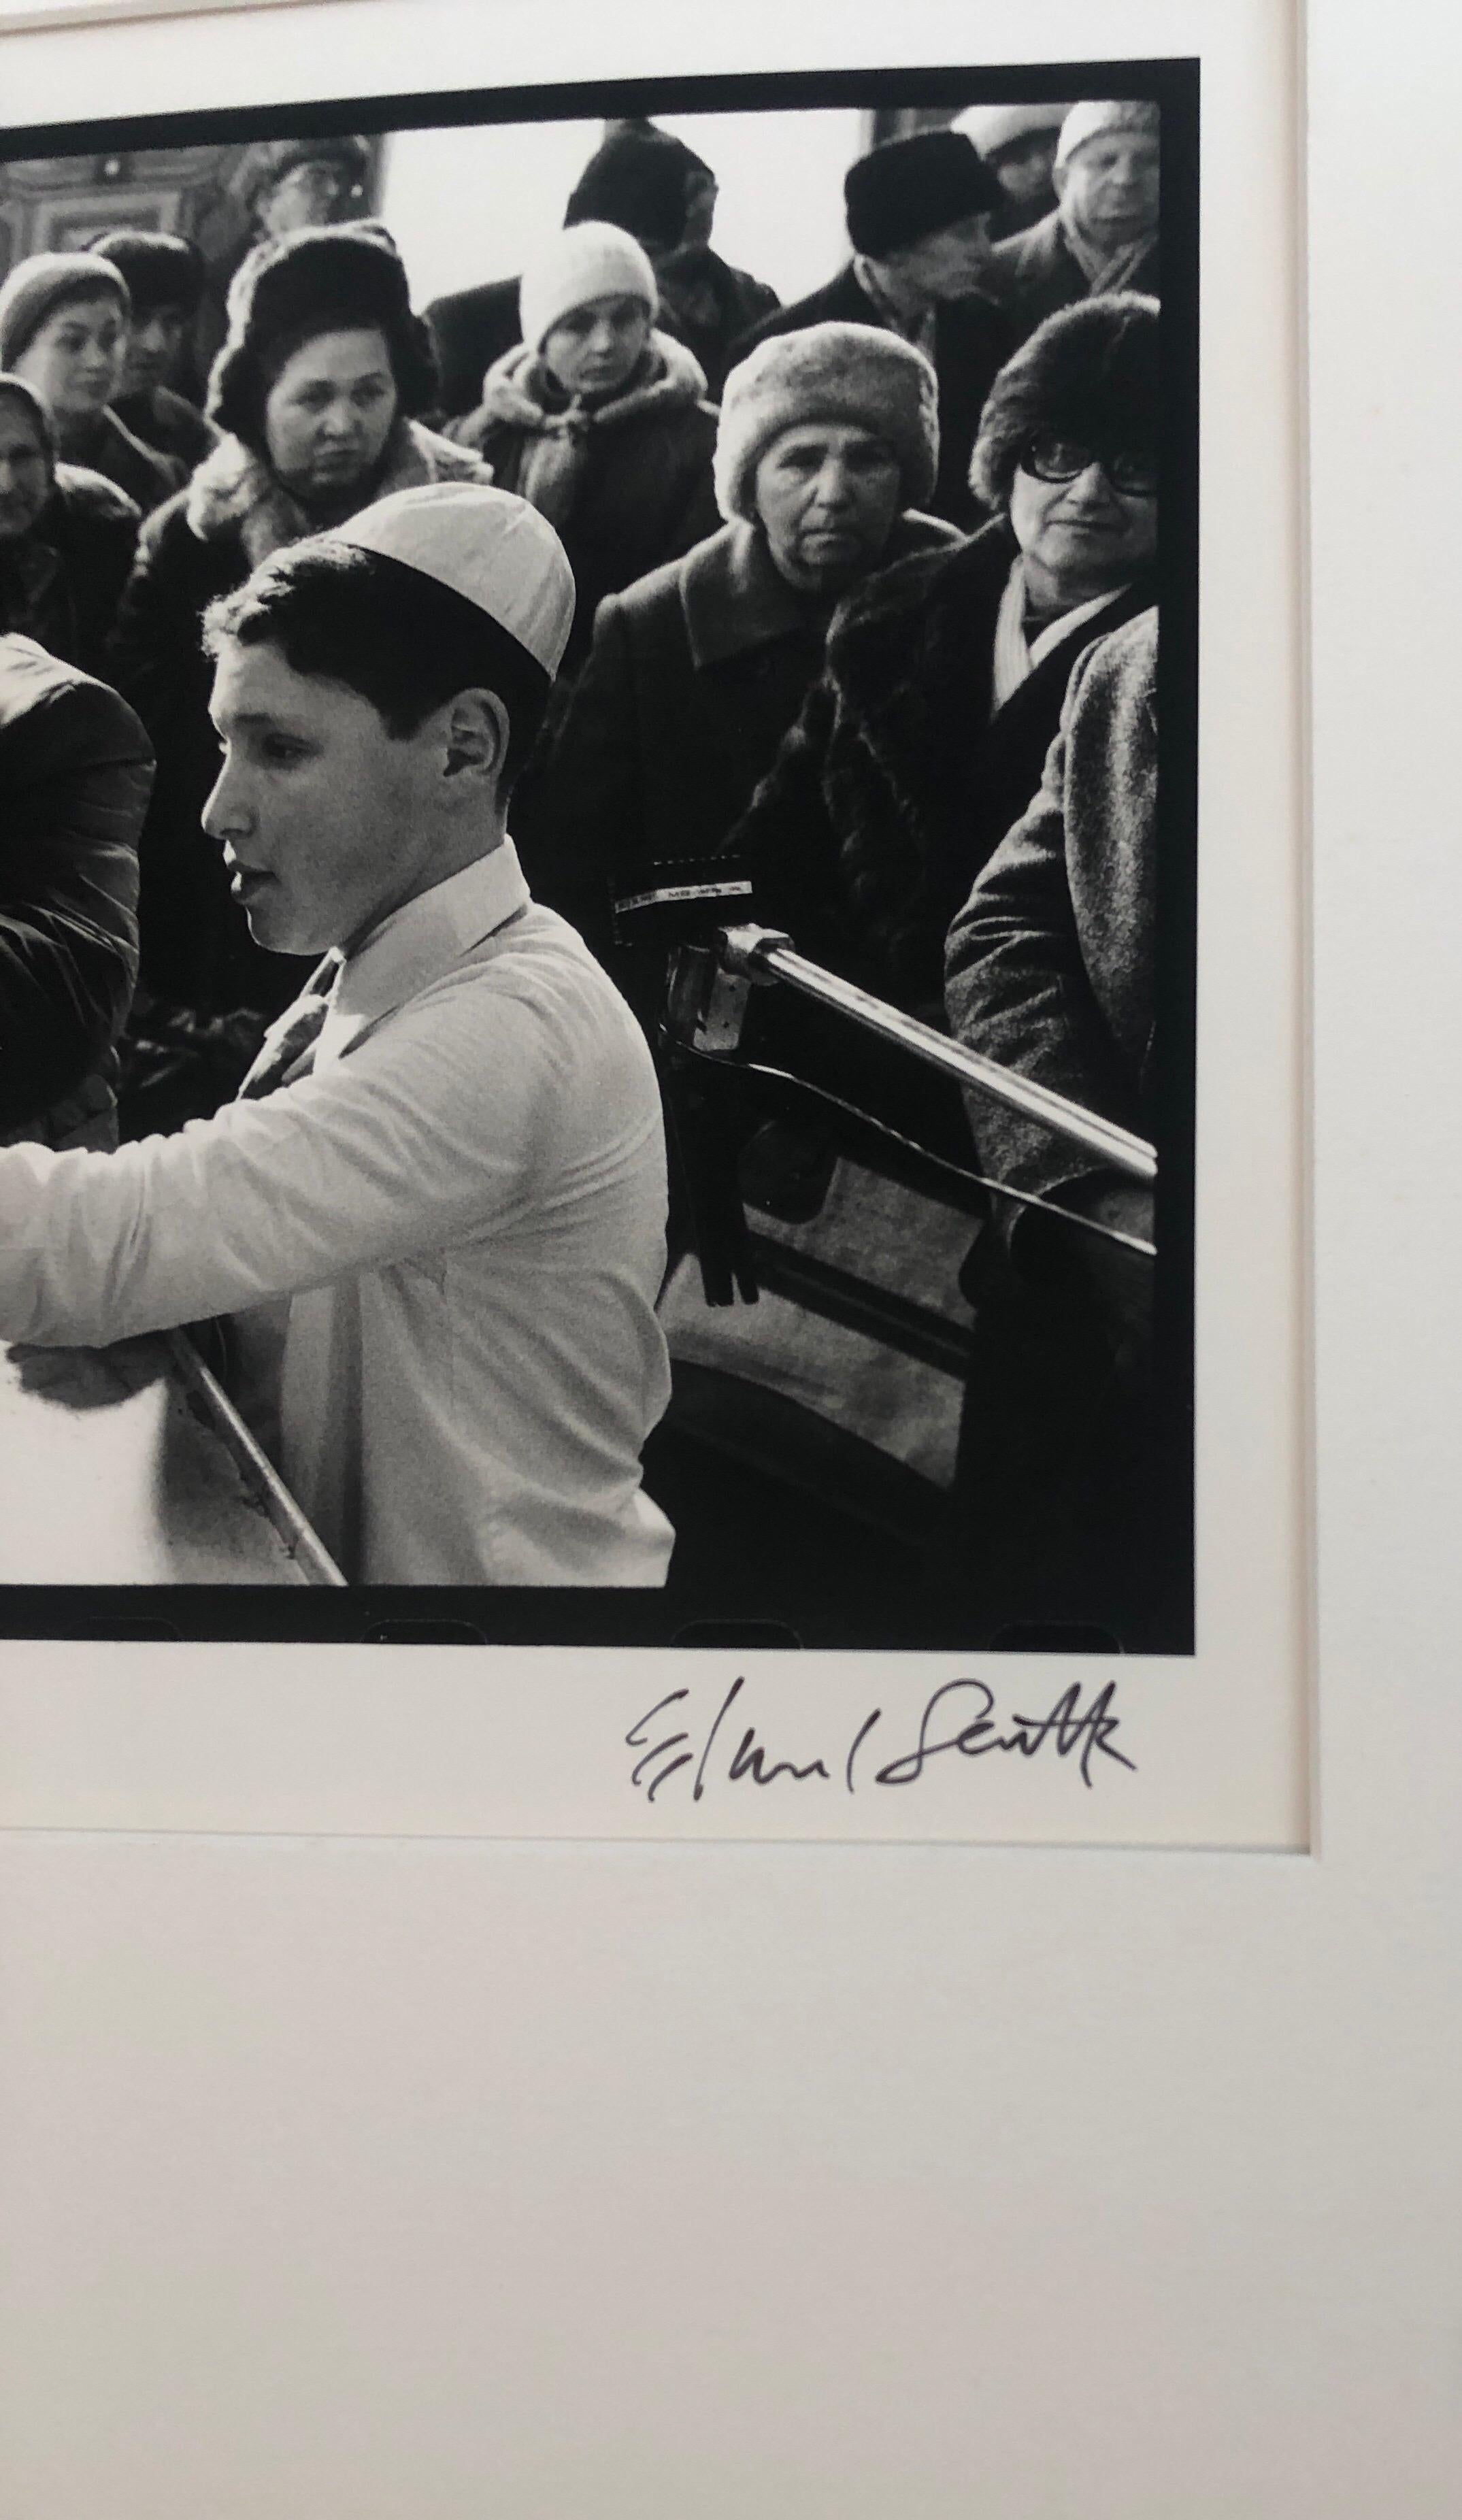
[
  {"xmin": 954, "ymin": 103, "xmax": 1069, "ymax": 159},
  {"xmin": 518, "ymin": 222, "xmax": 659, "ymax": 357},
  {"xmin": 90, "ymin": 229, "xmax": 205, "ymax": 319},
  {"xmin": 969, "ymin": 293, "xmax": 1159, "ymax": 511},
  {"xmin": 714, "ymin": 322, "xmax": 939, "ymax": 521},
  {"xmin": 207, "ymin": 225, "xmax": 437, "ymax": 454},
  {"xmin": 844, "ymin": 130, "xmax": 1002, "ymax": 257},
  {"xmin": 563, "ymin": 130, "xmax": 690, "ymax": 248},
  {"xmin": 1054, "ymin": 99, "xmax": 1161, "ymax": 173},
  {"xmin": 0, "ymin": 251, "xmax": 130, "ymax": 369}
]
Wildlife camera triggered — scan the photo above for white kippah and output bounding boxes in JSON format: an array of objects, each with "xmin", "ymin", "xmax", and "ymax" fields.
[
  {"xmin": 1054, "ymin": 99, "xmax": 1161, "ymax": 173},
  {"xmin": 518, "ymin": 220, "xmax": 658, "ymax": 356},
  {"xmin": 326, "ymin": 481, "xmax": 576, "ymax": 678},
  {"xmin": 955, "ymin": 102, "xmax": 1069, "ymax": 156}
]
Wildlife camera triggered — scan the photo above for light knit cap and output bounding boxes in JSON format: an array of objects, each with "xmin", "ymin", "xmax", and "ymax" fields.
[
  {"xmin": 518, "ymin": 220, "xmax": 658, "ymax": 356},
  {"xmin": 0, "ymin": 250, "xmax": 130, "ymax": 369},
  {"xmin": 955, "ymin": 102, "xmax": 1069, "ymax": 156},
  {"xmin": 325, "ymin": 481, "xmax": 576, "ymax": 678},
  {"xmin": 714, "ymin": 321, "xmax": 939, "ymax": 523},
  {"xmin": 1054, "ymin": 99, "xmax": 1161, "ymax": 173}
]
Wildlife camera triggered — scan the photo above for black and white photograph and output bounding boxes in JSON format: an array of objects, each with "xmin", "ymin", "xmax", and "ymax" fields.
[{"xmin": 0, "ymin": 62, "xmax": 1195, "ymax": 1653}]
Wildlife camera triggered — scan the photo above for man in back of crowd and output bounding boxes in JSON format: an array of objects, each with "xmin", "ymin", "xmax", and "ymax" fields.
[
  {"xmin": 733, "ymin": 129, "xmax": 1015, "ymax": 528},
  {"xmin": 91, "ymin": 229, "xmax": 218, "ymax": 475},
  {"xmin": 195, "ymin": 133, "xmax": 374, "ymax": 380},
  {"xmin": 0, "ymin": 483, "xmax": 675, "ymax": 1589},
  {"xmin": 954, "ymin": 103, "xmax": 1069, "ymax": 238},
  {"xmin": 988, "ymin": 100, "xmax": 1161, "ymax": 336},
  {"xmin": 1, "ymin": 631, "xmax": 152, "ymax": 1152},
  {"xmin": 427, "ymin": 126, "xmax": 779, "ymax": 416}
]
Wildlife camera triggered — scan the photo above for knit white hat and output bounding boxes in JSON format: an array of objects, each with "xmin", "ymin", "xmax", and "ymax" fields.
[
  {"xmin": 1054, "ymin": 99, "xmax": 1161, "ymax": 173},
  {"xmin": 954, "ymin": 102, "xmax": 1069, "ymax": 157},
  {"xmin": 327, "ymin": 481, "xmax": 576, "ymax": 677},
  {"xmin": 518, "ymin": 220, "xmax": 658, "ymax": 356},
  {"xmin": 714, "ymin": 322, "xmax": 939, "ymax": 523}
]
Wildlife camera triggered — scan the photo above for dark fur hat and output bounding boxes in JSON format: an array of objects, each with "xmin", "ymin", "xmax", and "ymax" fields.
[
  {"xmin": 207, "ymin": 225, "xmax": 437, "ymax": 454},
  {"xmin": 564, "ymin": 130, "xmax": 690, "ymax": 250},
  {"xmin": 969, "ymin": 292, "xmax": 1160, "ymax": 510},
  {"xmin": 844, "ymin": 130, "xmax": 1002, "ymax": 256},
  {"xmin": 90, "ymin": 229, "xmax": 206, "ymax": 318}
]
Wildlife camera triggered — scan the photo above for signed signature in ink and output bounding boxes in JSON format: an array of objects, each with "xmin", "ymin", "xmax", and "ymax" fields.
[{"xmin": 625, "ymin": 1675, "xmax": 1135, "ymax": 1806}]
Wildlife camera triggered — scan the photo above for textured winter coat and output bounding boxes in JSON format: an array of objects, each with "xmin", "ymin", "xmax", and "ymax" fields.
[
  {"xmin": 944, "ymin": 605, "xmax": 1159, "ymax": 1213},
  {"xmin": 0, "ymin": 463, "xmax": 140, "ymax": 676},
  {"xmin": 986, "ymin": 210, "xmax": 1161, "ymax": 340},
  {"xmin": 730, "ymin": 265, "xmax": 1016, "ymax": 531},
  {"xmin": 514, "ymin": 507, "xmax": 958, "ymax": 991},
  {"xmin": 456, "ymin": 333, "xmax": 720, "ymax": 674},
  {"xmin": 725, "ymin": 516, "xmax": 1155, "ymax": 1011},
  {"xmin": 0, "ymin": 633, "xmax": 152, "ymax": 1148},
  {"xmin": 109, "ymin": 418, "xmax": 493, "ymax": 1016}
]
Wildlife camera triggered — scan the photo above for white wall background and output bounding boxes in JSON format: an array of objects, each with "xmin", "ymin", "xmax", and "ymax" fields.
[
  {"xmin": 1, "ymin": 1, "xmax": 1461, "ymax": 2516},
  {"xmin": 380, "ymin": 107, "xmax": 865, "ymax": 312}
]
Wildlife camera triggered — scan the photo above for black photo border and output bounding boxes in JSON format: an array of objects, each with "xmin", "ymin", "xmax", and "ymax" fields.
[{"xmin": 0, "ymin": 55, "xmax": 1199, "ymax": 1651}]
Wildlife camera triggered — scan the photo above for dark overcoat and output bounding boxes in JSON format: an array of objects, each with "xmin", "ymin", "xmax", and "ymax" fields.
[
  {"xmin": 0, "ymin": 633, "xmax": 152, "ymax": 1147},
  {"xmin": 0, "ymin": 464, "xmax": 140, "ymax": 678},
  {"xmin": 730, "ymin": 265, "xmax": 1016, "ymax": 530},
  {"xmin": 514, "ymin": 508, "xmax": 958, "ymax": 972},
  {"xmin": 986, "ymin": 210, "xmax": 1161, "ymax": 339}
]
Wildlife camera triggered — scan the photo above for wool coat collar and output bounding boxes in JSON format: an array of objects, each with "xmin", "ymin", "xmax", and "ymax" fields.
[{"xmin": 184, "ymin": 418, "xmax": 491, "ymax": 569}]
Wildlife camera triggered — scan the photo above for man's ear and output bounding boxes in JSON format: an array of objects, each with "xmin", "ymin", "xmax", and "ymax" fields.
[
  {"xmin": 1051, "ymin": 159, "xmax": 1069, "ymax": 201},
  {"xmin": 439, "ymin": 687, "xmax": 509, "ymax": 786}
]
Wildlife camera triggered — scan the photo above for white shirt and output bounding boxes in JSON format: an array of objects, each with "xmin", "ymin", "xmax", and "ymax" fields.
[
  {"xmin": 990, "ymin": 559, "xmax": 1129, "ymax": 714},
  {"xmin": 0, "ymin": 842, "xmax": 674, "ymax": 1587}
]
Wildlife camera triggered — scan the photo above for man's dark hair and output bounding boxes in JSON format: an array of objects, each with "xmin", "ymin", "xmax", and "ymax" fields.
[
  {"xmin": 90, "ymin": 229, "xmax": 206, "ymax": 319},
  {"xmin": 201, "ymin": 542, "xmax": 552, "ymax": 793}
]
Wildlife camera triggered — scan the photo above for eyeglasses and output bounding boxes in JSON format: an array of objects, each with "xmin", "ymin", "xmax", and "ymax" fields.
[{"xmin": 1019, "ymin": 432, "xmax": 1158, "ymax": 497}]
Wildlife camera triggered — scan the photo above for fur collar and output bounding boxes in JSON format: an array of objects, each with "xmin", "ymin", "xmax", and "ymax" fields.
[
  {"xmin": 185, "ymin": 420, "xmax": 493, "ymax": 568},
  {"xmin": 476, "ymin": 329, "xmax": 709, "ymax": 437}
]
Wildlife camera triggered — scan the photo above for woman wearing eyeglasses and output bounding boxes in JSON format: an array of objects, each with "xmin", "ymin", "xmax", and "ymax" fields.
[{"xmin": 721, "ymin": 293, "xmax": 1159, "ymax": 1031}]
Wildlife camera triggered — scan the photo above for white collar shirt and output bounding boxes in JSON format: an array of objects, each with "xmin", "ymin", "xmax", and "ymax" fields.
[
  {"xmin": 990, "ymin": 557, "xmax": 1132, "ymax": 714},
  {"xmin": 0, "ymin": 841, "xmax": 674, "ymax": 1586}
]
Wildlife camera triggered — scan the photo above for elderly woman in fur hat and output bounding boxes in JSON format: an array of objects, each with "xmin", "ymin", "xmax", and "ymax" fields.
[
  {"xmin": 514, "ymin": 321, "xmax": 957, "ymax": 999},
  {"xmin": 450, "ymin": 221, "xmax": 720, "ymax": 677},
  {"xmin": 109, "ymin": 224, "xmax": 491, "ymax": 1029}
]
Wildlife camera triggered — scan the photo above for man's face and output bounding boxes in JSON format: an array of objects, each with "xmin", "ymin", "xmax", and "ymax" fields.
[
  {"xmin": 1056, "ymin": 133, "xmax": 1161, "ymax": 246},
  {"xmin": 0, "ymin": 403, "xmax": 51, "ymax": 541},
  {"xmin": 121, "ymin": 304, "xmax": 188, "ymax": 399},
  {"xmin": 990, "ymin": 130, "xmax": 1061, "ymax": 210},
  {"xmin": 886, "ymin": 210, "xmax": 995, "ymax": 302},
  {"xmin": 204, "ymin": 640, "xmax": 433, "ymax": 956},
  {"xmin": 261, "ymin": 157, "xmax": 356, "ymax": 238}
]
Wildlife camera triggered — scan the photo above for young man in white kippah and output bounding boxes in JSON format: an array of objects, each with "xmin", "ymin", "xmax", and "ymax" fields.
[{"xmin": 0, "ymin": 482, "xmax": 676, "ymax": 1587}]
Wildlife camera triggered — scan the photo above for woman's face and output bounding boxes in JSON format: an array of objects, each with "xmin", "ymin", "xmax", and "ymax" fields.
[
  {"xmin": 753, "ymin": 422, "xmax": 903, "ymax": 595},
  {"xmin": 1008, "ymin": 435, "xmax": 1157, "ymax": 603},
  {"xmin": 13, "ymin": 293, "xmax": 127, "ymax": 426},
  {"xmin": 539, "ymin": 295, "xmax": 652, "ymax": 401},
  {"xmin": 262, "ymin": 326, "xmax": 399, "ymax": 503},
  {"xmin": 0, "ymin": 399, "xmax": 51, "ymax": 541}
]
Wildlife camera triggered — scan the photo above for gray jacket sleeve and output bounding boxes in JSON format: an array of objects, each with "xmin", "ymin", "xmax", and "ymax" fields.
[{"xmin": 943, "ymin": 640, "xmax": 1143, "ymax": 1220}]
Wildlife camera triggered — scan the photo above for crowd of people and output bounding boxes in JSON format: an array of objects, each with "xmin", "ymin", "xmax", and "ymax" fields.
[{"xmin": 0, "ymin": 103, "xmax": 1169, "ymax": 1634}]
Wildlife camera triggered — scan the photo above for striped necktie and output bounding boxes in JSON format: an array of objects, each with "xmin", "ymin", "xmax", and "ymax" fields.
[{"xmin": 235, "ymin": 950, "xmax": 344, "ymax": 1101}]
